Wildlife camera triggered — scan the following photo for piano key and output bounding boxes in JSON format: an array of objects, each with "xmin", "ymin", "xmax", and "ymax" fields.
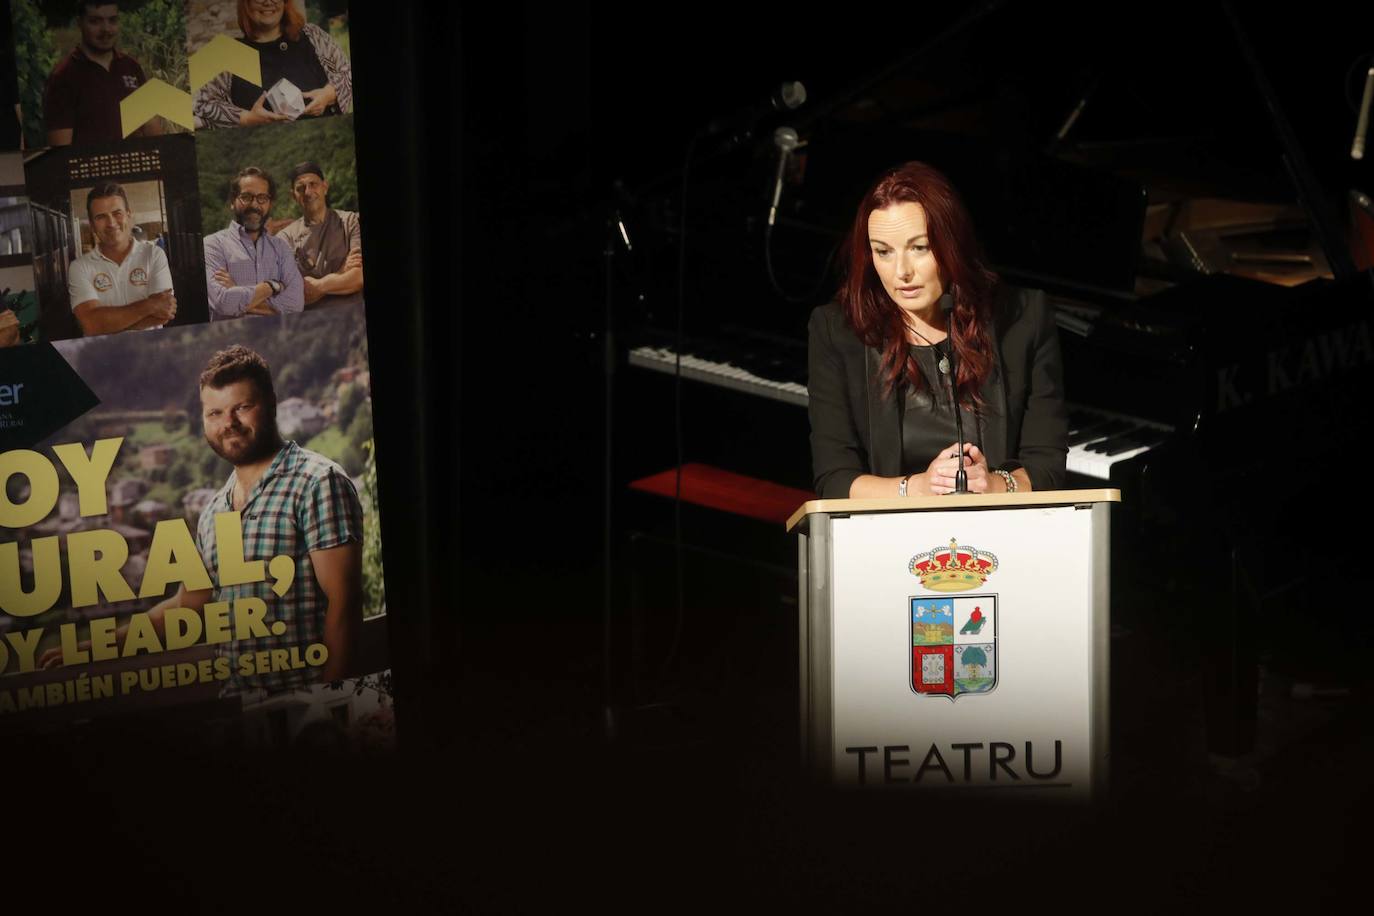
[
  {"xmin": 1066, "ymin": 406, "xmax": 1172, "ymax": 478},
  {"xmin": 1068, "ymin": 443, "xmax": 1156, "ymax": 480},
  {"xmin": 1087, "ymin": 432, "xmax": 1144, "ymax": 454},
  {"xmin": 1068, "ymin": 419, "xmax": 1128, "ymax": 446},
  {"xmin": 1103, "ymin": 434, "xmax": 1165, "ymax": 456}
]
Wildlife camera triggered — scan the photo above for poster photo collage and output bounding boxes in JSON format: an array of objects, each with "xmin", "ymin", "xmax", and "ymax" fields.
[{"xmin": 0, "ymin": 1, "xmax": 393, "ymax": 751}]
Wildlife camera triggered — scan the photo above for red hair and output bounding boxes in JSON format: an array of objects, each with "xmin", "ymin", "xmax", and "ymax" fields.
[
  {"xmin": 238, "ymin": 0, "xmax": 306, "ymax": 42},
  {"xmin": 838, "ymin": 161, "xmax": 998, "ymax": 405}
]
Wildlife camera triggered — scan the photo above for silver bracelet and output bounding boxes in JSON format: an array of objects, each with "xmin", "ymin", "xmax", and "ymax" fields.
[{"xmin": 993, "ymin": 468, "xmax": 1016, "ymax": 492}]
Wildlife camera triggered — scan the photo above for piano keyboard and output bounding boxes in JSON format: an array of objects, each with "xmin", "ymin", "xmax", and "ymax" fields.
[
  {"xmin": 628, "ymin": 344, "xmax": 810, "ymax": 407},
  {"xmin": 1063, "ymin": 405, "xmax": 1172, "ymax": 480},
  {"xmin": 628, "ymin": 344, "xmax": 1171, "ymax": 480}
]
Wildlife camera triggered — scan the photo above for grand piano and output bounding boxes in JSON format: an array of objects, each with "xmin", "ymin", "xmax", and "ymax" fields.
[{"xmin": 613, "ymin": 2, "xmax": 1374, "ymax": 755}]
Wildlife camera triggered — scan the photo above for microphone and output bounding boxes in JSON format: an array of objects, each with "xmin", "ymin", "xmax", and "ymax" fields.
[
  {"xmin": 1353, "ymin": 66, "xmax": 1374, "ymax": 160},
  {"xmin": 609, "ymin": 179, "xmax": 635, "ymax": 252},
  {"xmin": 939, "ymin": 292, "xmax": 968, "ymax": 494},
  {"xmin": 767, "ymin": 126, "xmax": 799, "ymax": 228},
  {"xmin": 706, "ymin": 81, "xmax": 807, "ymax": 148}
]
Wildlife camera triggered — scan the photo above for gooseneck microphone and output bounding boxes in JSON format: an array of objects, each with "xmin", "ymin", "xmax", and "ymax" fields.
[{"xmin": 939, "ymin": 292, "xmax": 968, "ymax": 494}]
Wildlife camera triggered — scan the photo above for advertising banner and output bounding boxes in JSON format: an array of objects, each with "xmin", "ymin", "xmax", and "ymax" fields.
[{"xmin": 0, "ymin": 0, "xmax": 394, "ymax": 750}]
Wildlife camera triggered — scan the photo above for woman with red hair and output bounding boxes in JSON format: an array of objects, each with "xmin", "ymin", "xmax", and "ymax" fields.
[
  {"xmin": 808, "ymin": 161, "xmax": 1067, "ymax": 498},
  {"xmin": 194, "ymin": 0, "xmax": 354, "ymax": 130}
]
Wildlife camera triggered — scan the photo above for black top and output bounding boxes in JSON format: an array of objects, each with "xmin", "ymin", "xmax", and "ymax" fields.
[
  {"xmin": 806, "ymin": 286, "xmax": 1069, "ymax": 498},
  {"xmin": 900, "ymin": 344, "xmax": 966, "ymax": 472},
  {"xmin": 230, "ymin": 36, "xmax": 334, "ymax": 116}
]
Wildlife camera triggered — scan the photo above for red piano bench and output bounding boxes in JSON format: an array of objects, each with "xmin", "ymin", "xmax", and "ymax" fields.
[{"xmin": 628, "ymin": 463, "xmax": 815, "ymax": 526}]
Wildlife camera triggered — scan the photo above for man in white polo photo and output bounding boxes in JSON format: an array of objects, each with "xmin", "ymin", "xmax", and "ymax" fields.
[{"xmin": 68, "ymin": 181, "xmax": 176, "ymax": 336}]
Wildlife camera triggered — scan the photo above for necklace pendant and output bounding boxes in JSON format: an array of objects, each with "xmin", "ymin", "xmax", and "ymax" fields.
[{"xmin": 938, "ymin": 355, "xmax": 950, "ymax": 375}]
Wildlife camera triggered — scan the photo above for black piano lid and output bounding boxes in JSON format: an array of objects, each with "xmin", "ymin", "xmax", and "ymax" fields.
[{"xmin": 602, "ymin": 1, "xmax": 1371, "ymax": 302}]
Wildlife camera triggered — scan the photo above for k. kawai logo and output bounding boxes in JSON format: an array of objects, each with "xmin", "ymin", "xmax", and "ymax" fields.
[
  {"xmin": 92, "ymin": 272, "xmax": 113, "ymax": 292},
  {"xmin": 908, "ymin": 539, "xmax": 998, "ymax": 700}
]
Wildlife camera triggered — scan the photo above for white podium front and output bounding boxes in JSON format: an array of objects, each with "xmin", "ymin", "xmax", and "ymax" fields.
[{"xmin": 787, "ymin": 490, "xmax": 1119, "ymax": 801}]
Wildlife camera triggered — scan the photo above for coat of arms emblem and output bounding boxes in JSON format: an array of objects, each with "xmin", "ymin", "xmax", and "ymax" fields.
[{"xmin": 911, "ymin": 595, "xmax": 997, "ymax": 699}]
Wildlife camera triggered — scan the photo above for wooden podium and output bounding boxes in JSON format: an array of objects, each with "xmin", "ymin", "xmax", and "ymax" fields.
[{"xmin": 787, "ymin": 489, "xmax": 1119, "ymax": 800}]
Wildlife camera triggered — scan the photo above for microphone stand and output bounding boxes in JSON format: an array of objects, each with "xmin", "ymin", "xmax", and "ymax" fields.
[
  {"xmin": 602, "ymin": 204, "xmax": 622, "ymax": 739},
  {"xmin": 599, "ymin": 193, "xmax": 683, "ymax": 744},
  {"xmin": 940, "ymin": 292, "xmax": 968, "ymax": 493}
]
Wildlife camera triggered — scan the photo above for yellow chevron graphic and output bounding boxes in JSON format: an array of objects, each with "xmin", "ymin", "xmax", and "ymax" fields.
[
  {"xmin": 189, "ymin": 34, "xmax": 262, "ymax": 93},
  {"xmin": 118, "ymin": 35, "xmax": 264, "ymax": 136},
  {"xmin": 120, "ymin": 79, "xmax": 193, "ymax": 135}
]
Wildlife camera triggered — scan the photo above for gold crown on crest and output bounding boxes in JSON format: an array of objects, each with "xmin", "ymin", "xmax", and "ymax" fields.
[{"xmin": 909, "ymin": 538, "xmax": 999, "ymax": 592}]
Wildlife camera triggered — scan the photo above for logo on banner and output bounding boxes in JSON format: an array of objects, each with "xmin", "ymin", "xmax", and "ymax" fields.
[
  {"xmin": 908, "ymin": 538, "xmax": 998, "ymax": 592},
  {"xmin": 0, "ymin": 344, "xmax": 100, "ymax": 450},
  {"xmin": 129, "ymin": 267, "xmax": 148, "ymax": 286},
  {"xmin": 93, "ymin": 272, "xmax": 113, "ymax": 292},
  {"xmin": 910, "ymin": 595, "xmax": 998, "ymax": 700}
]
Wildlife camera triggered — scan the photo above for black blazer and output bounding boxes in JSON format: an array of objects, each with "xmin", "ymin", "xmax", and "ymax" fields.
[{"xmin": 807, "ymin": 287, "xmax": 1068, "ymax": 498}]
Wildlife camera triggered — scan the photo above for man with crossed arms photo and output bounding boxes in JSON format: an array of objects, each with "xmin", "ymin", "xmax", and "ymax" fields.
[
  {"xmin": 276, "ymin": 160, "xmax": 364, "ymax": 310},
  {"xmin": 203, "ymin": 166, "xmax": 303, "ymax": 320},
  {"xmin": 68, "ymin": 181, "xmax": 176, "ymax": 337}
]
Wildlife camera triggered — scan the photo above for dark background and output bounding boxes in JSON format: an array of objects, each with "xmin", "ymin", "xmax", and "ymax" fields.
[
  {"xmin": 13, "ymin": 1, "xmax": 1374, "ymax": 909},
  {"xmin": 360, "ymin": 2, "xmax": 1373, "ymax": 907}
]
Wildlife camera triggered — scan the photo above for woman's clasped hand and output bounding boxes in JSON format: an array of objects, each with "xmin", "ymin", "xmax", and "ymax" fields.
[{"xmin": 921, "ymin": 442, "xmax": 1000, "ymax": 495}]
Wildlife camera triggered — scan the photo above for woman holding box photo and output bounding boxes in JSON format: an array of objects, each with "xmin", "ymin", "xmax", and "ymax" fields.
[{"xmin": 194, "ymin": 0, "xmax": 353, "ymax": 129}]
